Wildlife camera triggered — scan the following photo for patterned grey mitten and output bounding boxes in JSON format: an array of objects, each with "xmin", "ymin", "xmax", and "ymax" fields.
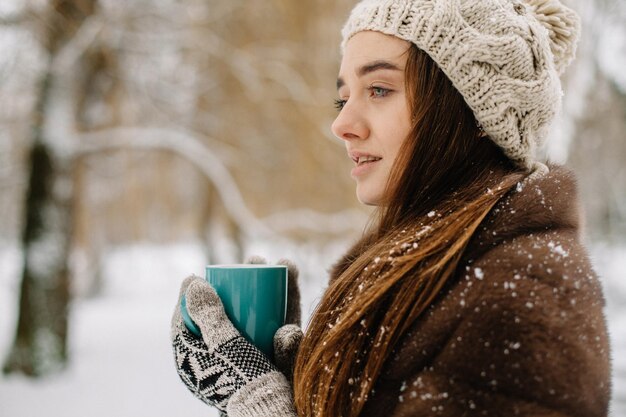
[
  {"xmin": 245, "ymin": 256, "xmax": 303, "ymax": 382},
  {"xmin": 171, "ymin": 276, "xmax": 297, "ymax": 417},
  {"xmin": 273, "ymin": 324, "xmax": 303, "ymax": 384}
]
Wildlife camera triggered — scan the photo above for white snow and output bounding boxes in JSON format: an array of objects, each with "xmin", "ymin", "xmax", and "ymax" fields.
[
  {"xmin": 474, "ymin": 267, "xmax": 484, "ymax": 280},
  {"xmin": 0, "ymin": 240, "xmax": 625, "ymax": 416},
  {"xmin": 0, "ymin": 241, "xmax": 217, "ymax": 417},
  {"xmin": 0, "ymin": 0, "xmax": 23, "ymax": 17}
]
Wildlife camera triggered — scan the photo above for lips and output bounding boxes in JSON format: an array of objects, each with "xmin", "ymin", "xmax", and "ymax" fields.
[
  {"xmin": 348, "ymin": 151, "xmax": 383, "ymax": 166},
  {"xmin": 348, "ymin": 150, "xmax": 382, "ymax": 177},
  {"xmin": 356, "ymin": 155, "xmax": 382, "ymax": 165}
]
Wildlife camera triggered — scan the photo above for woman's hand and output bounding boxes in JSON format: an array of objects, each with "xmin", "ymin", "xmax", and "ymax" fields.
[{"xmin": 171, "ymin": 276, "xmax": 296, "ymax": 416}]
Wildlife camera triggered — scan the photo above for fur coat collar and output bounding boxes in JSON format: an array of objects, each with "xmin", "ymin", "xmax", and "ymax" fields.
[{"xmin": 328, "ymin": 166, "xmax": 611, "ymax": 417}]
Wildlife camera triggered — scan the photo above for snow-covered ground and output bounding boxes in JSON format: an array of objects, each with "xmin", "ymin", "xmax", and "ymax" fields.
[
  {"xmin": 0, "ymin": 239, "xmax": 624, "ymax": 416},
  {"xmin": 0, "ymin": 239, "xmax": 344, "ymax": 417},
  {"xmin": 0, "ymin": 242, "xmax": 218, "ymax": 417}
]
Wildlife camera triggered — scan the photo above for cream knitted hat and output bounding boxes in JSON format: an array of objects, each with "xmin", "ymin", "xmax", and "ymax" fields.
[{"xmin": 341, "ymin": 0, "xmax": 581, "ymax": 170}]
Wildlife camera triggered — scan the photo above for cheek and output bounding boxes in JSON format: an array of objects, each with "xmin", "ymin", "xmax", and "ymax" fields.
[
  {"xmin": 385, "ymin": 101, "xmax": 412, "ymax": 157},
  {"xmin": 386, "ymin": 119, "xmax": 411, "ymax": 159}
]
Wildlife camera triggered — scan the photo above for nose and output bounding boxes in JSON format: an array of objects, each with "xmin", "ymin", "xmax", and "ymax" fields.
[{"xmin": 331, "ymin": 102, "xmax": 369, "ymax": 142}]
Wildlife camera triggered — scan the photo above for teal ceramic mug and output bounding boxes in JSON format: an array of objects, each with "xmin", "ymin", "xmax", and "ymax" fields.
[{"xmin": 181, "ymin": 264, "xmax": 288, "ymax": 358}]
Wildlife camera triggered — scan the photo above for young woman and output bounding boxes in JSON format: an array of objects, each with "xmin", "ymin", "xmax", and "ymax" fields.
[{"xmin": 171, "ymin": 1, "xmax": 611, "ymax": 416}]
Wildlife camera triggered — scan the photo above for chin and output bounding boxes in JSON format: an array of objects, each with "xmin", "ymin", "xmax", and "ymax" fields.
[{"xmin": 356, "ymin": 187, "xmax": 383, "ymax": 206}]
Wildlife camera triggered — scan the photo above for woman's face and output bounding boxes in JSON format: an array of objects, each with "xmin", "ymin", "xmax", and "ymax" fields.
[{"xmin": 332, "ymin": 31, "xmax": 412, "ymax": 206}]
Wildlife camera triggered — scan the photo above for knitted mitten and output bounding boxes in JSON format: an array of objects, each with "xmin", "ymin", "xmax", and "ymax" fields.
[
  {"xmin": 273, "ymin": 324, "xmax": 303, "ymax": 384},
  {"xmin": 171, "ymin": 276, "xmax": 297, "ymax": 416}
]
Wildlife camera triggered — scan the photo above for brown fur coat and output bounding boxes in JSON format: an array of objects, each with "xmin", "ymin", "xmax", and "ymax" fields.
[{"xmin": 328, "ymin": 166, "xmax": 611, "ymax": 417}]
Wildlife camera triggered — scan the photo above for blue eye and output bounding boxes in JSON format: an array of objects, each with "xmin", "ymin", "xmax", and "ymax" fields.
[
  {"xmin": 334, "ymin": 86, "xmax": 391, "ymax": 111},
  {"xmin": 334, "ymin": 99, "xmax": 346, "ymax": 111},
  {"xmin": 369, "ymin": 86, "xmax": 390, "ymax": 98}
]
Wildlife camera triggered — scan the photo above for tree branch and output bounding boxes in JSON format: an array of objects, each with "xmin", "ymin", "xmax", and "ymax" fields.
[
  {"xmin": 51, "ymin": 15, "xmax": 103, "ymax": 75},
  {"xmin": 0, "ymin": 12, "xmax": 31, "ymax": 26},
  {"xmin": 77, "ymin": 126, "xmax": 274, "ymax": 238},
  {"xmin": 76, "ymin": 126, "xmax": 365, "ymax": 236}
]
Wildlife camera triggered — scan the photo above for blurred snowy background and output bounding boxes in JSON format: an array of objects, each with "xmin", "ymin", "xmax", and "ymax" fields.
[{"xmin": 0, "ymin": 0, "xmax": 624, "ymax": 416}]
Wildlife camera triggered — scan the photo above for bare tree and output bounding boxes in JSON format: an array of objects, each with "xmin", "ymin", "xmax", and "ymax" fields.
[{"xmin": 3, "ymin": 0, "xmax": 99, "ymax": 376}]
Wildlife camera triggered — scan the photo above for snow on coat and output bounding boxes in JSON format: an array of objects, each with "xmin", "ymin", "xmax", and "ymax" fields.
[{"xmin": 329, "ymin": 165, "xmax": 611, "ymax": 417}]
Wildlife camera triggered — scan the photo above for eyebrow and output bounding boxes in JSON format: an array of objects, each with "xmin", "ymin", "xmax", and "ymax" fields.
[{"xmin": 336, "ymin": 60, "xmax": 402, "ymax": 90}]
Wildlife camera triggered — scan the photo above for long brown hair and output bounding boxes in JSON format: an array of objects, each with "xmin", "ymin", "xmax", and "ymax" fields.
[{"xmin": 293, "ymin": 44, "xmax": 526, "ymax": 416}]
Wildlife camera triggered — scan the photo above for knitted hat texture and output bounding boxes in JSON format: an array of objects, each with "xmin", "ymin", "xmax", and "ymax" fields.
[{"xmin": 341, "ymin": 0, "xmax": 581, "ymax": 169}]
